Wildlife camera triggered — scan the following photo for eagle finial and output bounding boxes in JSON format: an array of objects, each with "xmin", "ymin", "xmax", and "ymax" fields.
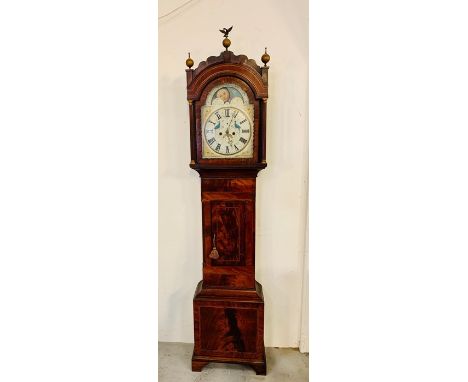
[{"xmin": 219, "ymin": 26, "xmax": 233, "ymax": 38}]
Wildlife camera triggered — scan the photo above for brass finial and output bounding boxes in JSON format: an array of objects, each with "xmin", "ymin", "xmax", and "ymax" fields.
[
  {"xmin": 219, "ymin": 26, "xmax": 233, "ymax": 51},
  {"xmin": 185, "ymin": 52, "xmax": 194, "ymax": 68},
  {"xmin": 261, "ymin": 47, "xmax": 270, "ymax": 66},
  {"xmin": 222, "ymin": 38, "xmax": 231, "ymax": 51}
]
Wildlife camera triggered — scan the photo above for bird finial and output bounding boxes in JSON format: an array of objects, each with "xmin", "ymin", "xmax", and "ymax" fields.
[
  {"xmin": 219, "ymin": 26, "xmax": 233, "ymax": 38},
  {"xmin": 219, "ymin": 26, "xmax": 233, "ymax": 51}
]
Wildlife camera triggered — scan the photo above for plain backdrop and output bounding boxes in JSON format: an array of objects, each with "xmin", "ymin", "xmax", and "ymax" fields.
[
  {"xmin": 158, "ymin": 0, "xmax": 309, "ymax": 349},
  {"xmin": 1, "ymin": 1, "xmax": 468, "ymax": 382}
]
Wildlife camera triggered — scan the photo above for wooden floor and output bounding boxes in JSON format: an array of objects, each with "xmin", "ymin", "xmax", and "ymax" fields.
[{"xmin": 159, "ymin": 342, "xmax": 308, "ymax": 382}]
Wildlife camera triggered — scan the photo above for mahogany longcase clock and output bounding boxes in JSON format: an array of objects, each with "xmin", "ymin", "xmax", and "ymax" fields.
[{"xmin": 185, "ymin": 27, "xmax": 270, "ymax": 375}]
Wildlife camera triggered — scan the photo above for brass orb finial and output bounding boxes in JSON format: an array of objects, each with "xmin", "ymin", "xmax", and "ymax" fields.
[
  {"xmin": 261, "ymin": 47, "xmax": 270, "ymax": 66},
  {"xmin": 222, "ymin": 38, "xmax": 231, "ymax": 51},
  {"xmin": 219, "ymin": 26, "xmax": 233, "ymax": 51},
  {"xmin": 185, "ymin": 52, "xmax": 194, "ymax": 68}
]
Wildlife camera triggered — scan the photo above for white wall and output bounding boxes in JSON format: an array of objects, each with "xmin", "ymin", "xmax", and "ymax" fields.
[{"xmin": 159, "ymin": 0, "xmax": 308, "ymax": 347}]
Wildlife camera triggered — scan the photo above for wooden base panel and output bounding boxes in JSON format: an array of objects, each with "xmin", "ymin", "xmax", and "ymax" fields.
[
  {"xmin": 192, "ymin": 352, "xmax": 267, "ymax": 375},
  {"xmin": 192, "ymin": 280, "xmax": 266, "ymax": 375}
]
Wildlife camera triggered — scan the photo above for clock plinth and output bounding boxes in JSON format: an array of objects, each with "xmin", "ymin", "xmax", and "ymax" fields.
[
  {"xmin": 186, "ymin": 30, "xmax": 269, "ymax": 375},
  {"xmin": 191, "ymin": 280, "xmax": 266, "ymax": 375}
]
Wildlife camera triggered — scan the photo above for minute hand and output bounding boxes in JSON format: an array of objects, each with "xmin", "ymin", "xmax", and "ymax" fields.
[
  {"xmin": 223, "ymin": 112, "xmax": 237, "ymax": 145},
  {"xmin": 226, "ymin": 110, "xmax": 238, "ymax": 131}
]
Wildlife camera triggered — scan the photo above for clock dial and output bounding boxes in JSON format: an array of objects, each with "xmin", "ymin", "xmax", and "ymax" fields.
[
  {"xmin": 203, "ymin": 106, "xmax": 253, "ymax": 157},
  {"xmin": 201, "ymin": 83, "xmax": 254, "ymax": 159}
]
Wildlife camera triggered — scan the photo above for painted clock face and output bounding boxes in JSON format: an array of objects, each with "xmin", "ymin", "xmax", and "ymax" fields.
[
  {"xmin": 201, "ymin": 83, "xmax": 254, "ymax": 159},
  {"xmin": 203, "ymin": 106, "xmax": 253, "ymax": 156}
]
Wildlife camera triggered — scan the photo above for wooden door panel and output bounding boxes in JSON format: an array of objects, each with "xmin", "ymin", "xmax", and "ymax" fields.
[
  {"xmin": 202, "ymin": 196, "xmax": 255, "ymax": 288},
  {"xmin": 199, "ymin": 306, "xmax": 258, "ymax": 354},
  {"xmin": 211, "ymin": 201, "xmax": 245, "ymax": 266},
  {"xmin": 202, "ymin": 198, "xmax": 254, "ymax": 268}
]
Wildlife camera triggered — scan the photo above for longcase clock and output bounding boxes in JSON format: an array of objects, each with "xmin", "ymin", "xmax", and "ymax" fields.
[{"xmin": 185, "ymin": 27, "xmax": 270, "ymax": 375}]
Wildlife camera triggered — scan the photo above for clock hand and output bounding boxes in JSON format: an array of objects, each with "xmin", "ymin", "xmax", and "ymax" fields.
[
  {"xmin": 225, "ymin": 112, "xmax": 237, "ymax": 137},
  {"xmin": 222, "ymin": 108, "xmax": 237, "ymax": 133},
  {"xmin": 227, "ymin": 113, "xmax": 236, "ymax": 129},
  {"xmin": 223, "ymin": 127, "xmax": 234, "ymax": 145},
  {"xmin": 220, "ymin": 109, "xmax": 238, "ymax": 146}
]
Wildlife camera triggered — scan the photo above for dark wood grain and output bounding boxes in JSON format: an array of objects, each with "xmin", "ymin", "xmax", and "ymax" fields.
[
  {"xmin": 188, "ymin": 100, "xmax": 196, "ymax": 164},
  {"xmin": 201, "ymin": 178, "xmax": 255, "ymax": 289},
  {"xmin": 187, "ymin": 51, "xmax": 267, "ymax": 99},
  {"xmin": 192, "ymin": 281, "xmax": 266, "ymax": 375},
  {"xmin": 260, "ymin": 98, "xmax": 267, "ymax": 163},
  {"xmin": 191, "ymin": 354, "xmax": 266, "ymax": 375},
  {"xmin": 190, "ymin": 51, "xmax": 264, "ymax": 81}
]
